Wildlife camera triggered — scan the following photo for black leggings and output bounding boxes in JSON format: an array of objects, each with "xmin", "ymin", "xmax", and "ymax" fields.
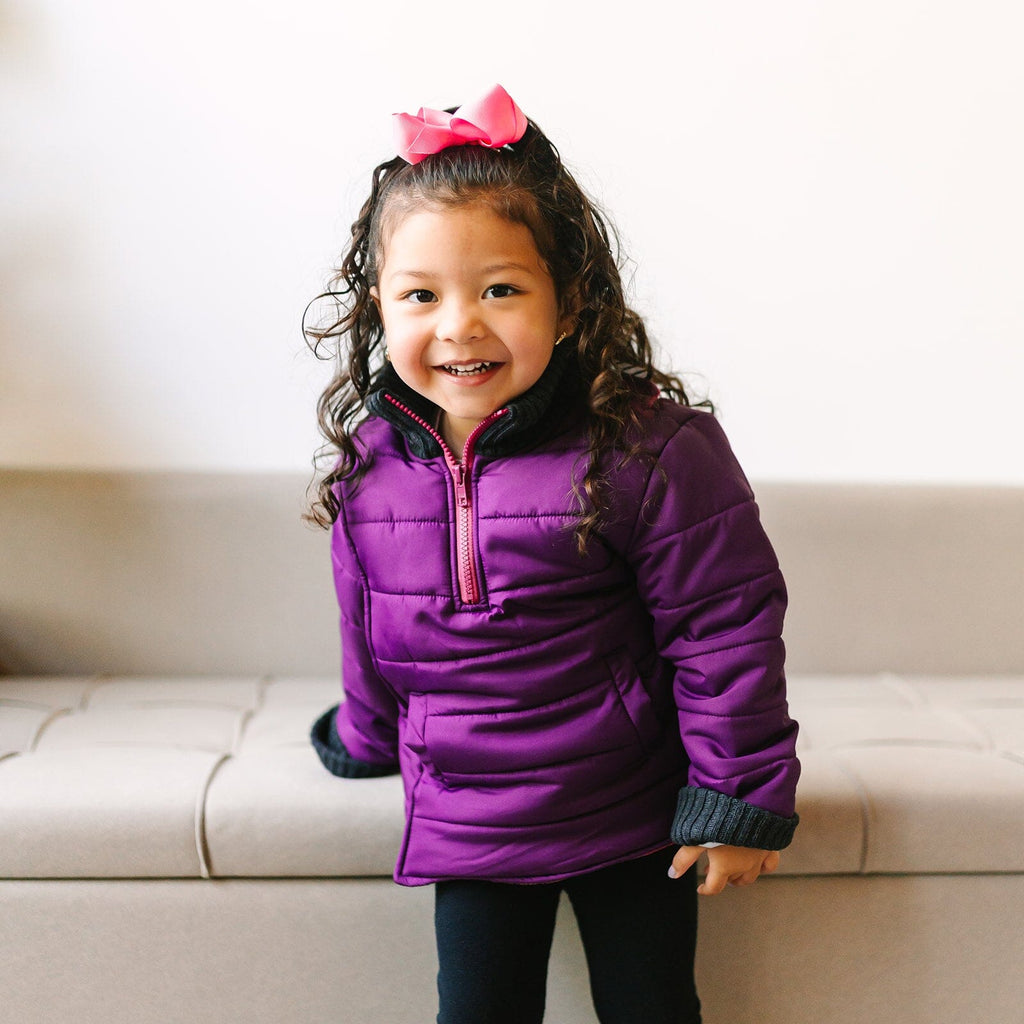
[{"xmin": 434, "ymin": 847, "xmax": 701, "ymax": 1024}]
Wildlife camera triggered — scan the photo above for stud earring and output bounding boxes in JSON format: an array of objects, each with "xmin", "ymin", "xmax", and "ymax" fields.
[{"xmin": 555, "ymin": 331, "xmax": 569, "ymax": 346}]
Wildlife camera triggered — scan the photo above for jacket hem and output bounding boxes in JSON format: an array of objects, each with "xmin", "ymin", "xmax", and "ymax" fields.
[{"xmin": 393, "ymin": 839, "xmax": 677, "ymax": 887}]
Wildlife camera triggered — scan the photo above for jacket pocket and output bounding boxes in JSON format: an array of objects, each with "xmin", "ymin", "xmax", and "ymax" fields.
[
  {"xmin": 605, "ymin": 647, "xmax": 664, "ymax": 754},
  {"xmin": 412, "ymin": 653, "xmax": 664, "ymax": 787}
]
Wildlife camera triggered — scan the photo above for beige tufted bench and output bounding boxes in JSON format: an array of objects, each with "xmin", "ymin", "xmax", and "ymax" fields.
[
  {"xmin": 2, "ymin": 471, "xmax": 1022, "ymax": 1023},
  {"xmin": 3, "ymin": 670, "xmax": 1023, "ymax": 1023}
]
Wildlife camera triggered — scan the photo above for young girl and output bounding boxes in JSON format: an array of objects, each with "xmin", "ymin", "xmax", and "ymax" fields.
[{"xmin": 308, "ymin": 84, "xmax": 799, "ymax": 1024}]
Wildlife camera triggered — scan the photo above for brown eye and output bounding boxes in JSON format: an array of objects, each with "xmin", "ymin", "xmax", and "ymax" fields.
[{"xmin": 485, "ymin": 284, "xmax": 519, "ymax": 299}]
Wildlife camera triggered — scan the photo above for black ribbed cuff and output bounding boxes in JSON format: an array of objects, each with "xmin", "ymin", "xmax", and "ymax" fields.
[
  {"xmin": 670, "ymin": 786, "xmax": 798, "ymax": 850},
  {"xmin": 310, "ymin": 705, "xmax": 399, "ymax": 779}
]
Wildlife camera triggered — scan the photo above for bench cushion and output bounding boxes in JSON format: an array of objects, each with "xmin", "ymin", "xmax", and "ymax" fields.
[{"xmin": 2, "ymin": 674, "xmax": 1022, "ymax": 879}]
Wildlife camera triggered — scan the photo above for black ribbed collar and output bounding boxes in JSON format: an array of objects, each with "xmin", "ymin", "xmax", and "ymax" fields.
[{"xmin": 365, "ymin": 342, "xmax": 584, "ymax": 459}]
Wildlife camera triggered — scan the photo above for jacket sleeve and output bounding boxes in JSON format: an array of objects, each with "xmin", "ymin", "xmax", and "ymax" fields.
[
  {"xmin": 619, "ymin": 409, "xmax": 800, "ymax": 849},
  {"xmin": 310, "ymin": 504, "xmax": 400, "ymax": 778}
]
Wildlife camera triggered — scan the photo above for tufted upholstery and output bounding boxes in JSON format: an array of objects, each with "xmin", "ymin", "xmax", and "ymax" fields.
[
  {"xmin": 3, "ymin": 672, "xmax": 1023, "ymax": 882},
  {"xmin": 0, "ymin": 676, "xmax": 404, "ymax": 879},
  {"xmin": 787, "ymin": 674, "xmax": 1024, "ymax": 874}
]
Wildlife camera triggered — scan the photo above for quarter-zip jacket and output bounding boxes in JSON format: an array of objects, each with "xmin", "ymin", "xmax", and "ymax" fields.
[{"xmin": 313, "ymin": 350, "xmax": 800, "ymax": 885}]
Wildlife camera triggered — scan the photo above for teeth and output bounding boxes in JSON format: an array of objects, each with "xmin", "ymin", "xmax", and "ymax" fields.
[{"xmin": 442, "ymin": 361, "xmax": 494, "ymax": 376}]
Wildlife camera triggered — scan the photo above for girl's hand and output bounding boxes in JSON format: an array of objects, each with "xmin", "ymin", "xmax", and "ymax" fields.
[{"xmin": 669, "ymin": 845, "xmax": 781, "ymax": 895}]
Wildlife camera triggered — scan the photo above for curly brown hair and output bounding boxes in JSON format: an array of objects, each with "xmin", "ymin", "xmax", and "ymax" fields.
[{"xmin": 305, "ymin": 113, "xmax": 704, "ymax": 551}]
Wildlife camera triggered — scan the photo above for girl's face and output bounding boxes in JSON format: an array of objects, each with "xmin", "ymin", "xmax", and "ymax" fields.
[{"xmin": 372, "ymin": 202, "xmax": 566, "ymax": 453}]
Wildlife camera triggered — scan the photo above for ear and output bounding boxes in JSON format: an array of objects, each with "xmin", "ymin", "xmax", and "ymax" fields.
[
  {"xmin": 369, "ymin": 286, "xmax": 385, "ymax": 329},
  {"xmin": 557, "ymin": 288, "xmax": 582, "ymax": 340}
]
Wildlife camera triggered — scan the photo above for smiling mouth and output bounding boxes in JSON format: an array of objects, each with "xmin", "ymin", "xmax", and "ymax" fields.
[{"xmin": 439, "ymin": 361, "xmax": 500, "ymax": 377}]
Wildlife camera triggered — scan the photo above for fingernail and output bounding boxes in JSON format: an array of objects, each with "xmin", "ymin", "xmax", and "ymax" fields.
[{"xmin": 667, "ymin": 866, "xmax": 679, "ymax": 879}]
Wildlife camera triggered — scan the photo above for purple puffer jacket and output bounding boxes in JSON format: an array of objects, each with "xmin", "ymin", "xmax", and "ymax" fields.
[{"xmin": 313, "ymin": 354, "xmax": 799, "ymax": 886}]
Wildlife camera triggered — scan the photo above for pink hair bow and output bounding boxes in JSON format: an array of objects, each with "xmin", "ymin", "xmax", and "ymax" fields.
[{"xmin": 393, "ymin": 84, "xmax": 528, "ymax": 165}]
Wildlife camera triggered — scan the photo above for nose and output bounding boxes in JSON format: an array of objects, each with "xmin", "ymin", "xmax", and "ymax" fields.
[{"xmin": 435, "ymin": 296, "xmax": 485, "ymax": 344}]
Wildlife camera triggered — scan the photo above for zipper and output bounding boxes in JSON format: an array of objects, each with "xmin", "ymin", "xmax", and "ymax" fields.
[{"xmin": 383, "ymin": 395, "xmax": 508, "ymax": 604}]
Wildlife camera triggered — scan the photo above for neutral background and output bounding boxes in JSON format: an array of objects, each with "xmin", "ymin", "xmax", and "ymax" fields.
[{"xmin": 3, "ymin": 0, "xmax": 1021, "ymax": 484}]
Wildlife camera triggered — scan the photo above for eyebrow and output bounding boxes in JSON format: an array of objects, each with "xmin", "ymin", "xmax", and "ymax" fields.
[
  {"xmin": 481, "ymin": 262, "xmax": 536, "ymax": 275},
  {"xmin": 388, "ymin": 262, "xmax": 538, "ymax": 279},
  {"xmin": 387, "ymin": 270, "xmax": 433, "ymax": 280}
]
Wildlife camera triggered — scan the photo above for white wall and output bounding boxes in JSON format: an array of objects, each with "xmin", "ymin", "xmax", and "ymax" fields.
[{"xmin": 3, "ymin": 0, "xmax": 1022, "ymax": 483}]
